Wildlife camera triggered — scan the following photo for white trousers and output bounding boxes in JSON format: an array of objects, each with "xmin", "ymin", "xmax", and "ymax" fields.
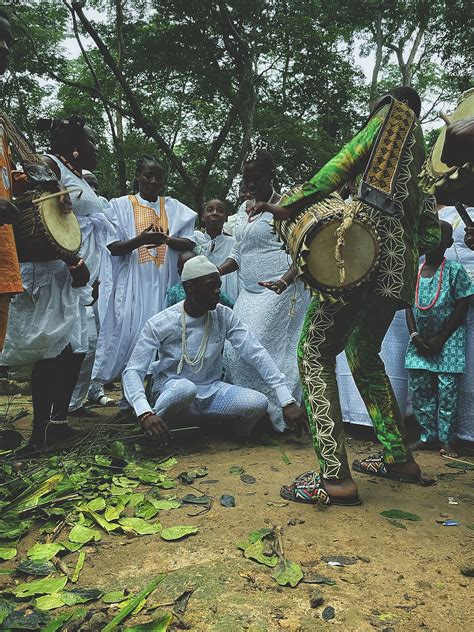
[{"xmin": 153, "ymin": 378, "xmax": 269, "ymax": 437}]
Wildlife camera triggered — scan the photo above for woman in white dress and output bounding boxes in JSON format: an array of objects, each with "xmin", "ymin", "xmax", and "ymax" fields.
[
  {"xmin": 193, "ymin": 198, "xmax": 239, "ymax": 302},
  {"xmin": 2, "ymin": 116, "xmax": 112, "ymax": 451},
  {"xmin": 438, "ymin": 205, "xmax": 474, "ymax": 443},
  {"xmin": 93, "ymin": 157, "xmax": 196, "ymax": 386},
  {"xmin": 219, "ymin": 148, "xmax": 310, "ymax": 431}
]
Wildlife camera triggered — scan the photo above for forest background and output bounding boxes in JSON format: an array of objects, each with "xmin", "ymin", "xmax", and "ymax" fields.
[{"xmin": 1, "ymin": 0, "xmax": 472, "ymax": 209}]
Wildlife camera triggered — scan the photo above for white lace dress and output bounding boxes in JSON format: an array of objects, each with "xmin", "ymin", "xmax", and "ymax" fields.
[{"xmin": 223, "ymin": 205, "xmax": 310, "ymax": 431}]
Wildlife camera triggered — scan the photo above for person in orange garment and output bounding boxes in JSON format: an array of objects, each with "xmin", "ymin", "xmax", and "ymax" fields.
[{"xmin": 0, "ymin": 8, "xmax": 22, "ymax": 350}]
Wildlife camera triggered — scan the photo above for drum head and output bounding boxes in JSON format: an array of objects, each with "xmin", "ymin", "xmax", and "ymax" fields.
[
  {"xmin": 430, "ymin": 89, "xmax": 474, "ymax": 177},
  {"xmin": 305, "ymin": 219, "xmax": 378, "ymax": 290},
  {"xmin": 39, "ymin": 195, "xmax": 82, "ymax": 254}
]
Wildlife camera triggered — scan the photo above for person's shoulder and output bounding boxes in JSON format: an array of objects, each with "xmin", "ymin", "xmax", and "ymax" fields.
[
  {"xmin": 148, "ymin": 302, "xmax": 181, "ymax": 328},
  {"xmin": 446, "ymin": 259, "xmax": 466, "ymax": 273}
]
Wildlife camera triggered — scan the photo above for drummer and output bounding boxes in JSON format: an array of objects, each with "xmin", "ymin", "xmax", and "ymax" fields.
[
  {"xmin": 250, "ymin": 87, "xmax": 441, "ymax": 506},
  {"xmin": 0, "ymin": 9, "xmax": 23, "ymax": 351}
]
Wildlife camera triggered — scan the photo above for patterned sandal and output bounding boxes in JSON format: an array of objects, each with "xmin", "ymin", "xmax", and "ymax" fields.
[
  {"xmin": 280, "ymin": 471, "xmax": 361, "ymax": 506},
  {"xmin": 352, "ymin": 455, "xmax": 435, "ymax": 486}
]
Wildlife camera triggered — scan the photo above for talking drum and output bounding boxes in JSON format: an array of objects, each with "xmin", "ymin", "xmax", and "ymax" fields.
[
  {"xmin": 14, "ymin": 188, "xmax": 82, "ymax": 262},
  {"xmin": 420, "ymin": 88, "xmax": 474, "ymax": 206},
  {"xmin": 276, "ymin": 193, "xmax": 380, "ymax": 296}
]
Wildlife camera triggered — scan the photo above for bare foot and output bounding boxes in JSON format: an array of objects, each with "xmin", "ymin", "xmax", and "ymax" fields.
[
  {"xmin": 386, "ymin": 459, "xmax": 421, "ymax": 477},
  {"xmin": 412, "ymin": 439, "xmax": 437, "ymax": 451},
  {"xmin": 439, "ymin": 444, "xmax": 458, "ymax": 458},
  {"xmin": 322, "ymin": 476, "xmax": 359, "ymax": 500}
]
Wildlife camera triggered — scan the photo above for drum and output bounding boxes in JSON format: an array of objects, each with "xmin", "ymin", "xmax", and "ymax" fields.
[
  {"xmin": 421, "ymin": 88, "xmax": 474, "ymax": 206},
  {"xmin": 276, "ymin": 193, "xmax": 380, "ymax": 296},
  {"xmin": 14, "ymin": 188, "xmax": 82, "ymax": 262}
]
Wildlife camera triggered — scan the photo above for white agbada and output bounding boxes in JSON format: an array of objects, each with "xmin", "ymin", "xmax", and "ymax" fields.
[
  {"xmin": 0, "ymin": 156, "xmax": 112, "ymax": 364},
  {"xmin": 439, "ymin": 205, "xmax": 474, "ymax": 442},
  {"xmin": 193, "ymin": 230, "xmax": 239, "ymax": 302},
  {"xmin": 93, "ymin": 194, "xmax": 196, "ymax": 383},
  {"xmin": 223, "ymin": 203, "xmax": 310, "ymax": 431},
  {"xmin": 123, "ymin": 302, "xmax": 294, "ymax": 418},
  {"xmin": 336, "ymin": 310, "xmax": 410, "ymax": 425}
]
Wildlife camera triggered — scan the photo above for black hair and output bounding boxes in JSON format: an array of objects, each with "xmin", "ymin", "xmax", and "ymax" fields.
[
  {"xmin": 389, "ymin": 87, "xmax": 422, "ymax": 117},
  {"xmin": 243, "ymin": 147, "xmax": 275, "ymax": 179},
  {"xmin": 133, "ymin": 155, "xmax": 165, "ymax": 193},
  {"xmin": 38, "ymin": 115, "xmax": 87, "ymax": 155},
  {"xmin": 199, "ymin": 198, "xmax": 228, "ymax": 218}
]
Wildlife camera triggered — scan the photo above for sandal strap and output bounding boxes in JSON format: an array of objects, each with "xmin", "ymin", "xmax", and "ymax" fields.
[
  {"xmin": 292, "ymin": 472, "xmax": 330, "ymax": 505},
  {"xmin": 357, "ymin": 455, "xmax": 388, "ymax": 476}
]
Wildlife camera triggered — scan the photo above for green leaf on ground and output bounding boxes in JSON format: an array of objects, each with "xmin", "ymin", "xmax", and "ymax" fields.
[
  {"xmin": 134, "ymin": 501, "xmax": 161, "ymax": 520},
  {"xmin": 280, "ymin": 446, "xmax": 291, "ymax": 465},
  {"xmin": 150, "ymin": 499, "xmax": 181, "ymax": 511},
  {"xmin": 60, "ymin": 540, "xmax": 84, "ymax": 553},
  {"xmin": 102, "ymin": 590, "xmax": 129, "ymax": 604},
  {"xmin": 60, "ymin": 588, "xmax": 103, "ymax": 605},
  {"xmin": 86, "ymin": 497, "xmax": 106, "ymax": 512},
  {"xmin": 0, "ymin": 597, "xmax": 13, "ymax": 625},
  {"xmin": 69, "ymin": 524, "xmax": 102, "ymax": 544},
  {"xmin": 242, "ymin": 540, "xmax": 278, "ymax": 567},
  {"xmin": 43, "ymin": 611, "xmax": 74, "ymax": 632},
  {"xmin": 160, "ymin": 525, "xmax": 198, "ymax": 541},
  {"xmin": 17, "ymin": 560, "xmax": 56, "ymax": 576},
  {"xmin": 272, "ymin": 559, "xmax": 304, "ymax": 587},
  {"xmin": 35, "ymin": 593, "xmax": 66, "ymax": 611},
  {"xmin": 0, "ymin": 546, "xmax": 16, "ymax": 560},
  {"xmin": 119, "ymin": 517, "xmax": 162, "ymax": 535},
  {"xmin": 27, "ymin": 543, "xmax": 63, "ymax": 562},
  {"xmin": 72, "ymin": 551, "xmax": 85, "ymax": 583},
  {"xmin": 446, "ymin": 461, "xmax": 474, "ymax": 470},
  {"xmin": 95, "ymin": 455, "xmax": 112, "ymax": 467},
  {"xmin": 12, "ymin": 575, "xmax": 68, "ymax": 598},
  {"xmin": 3, "ymin": 607, "xmax": 51, "ymax": 629},
  {"xmin": 124, "ymin": 613, "xmax": 173, "ymax": 631},
  {"xmin": 125, "ymin": 493, "xmax": 146, "ymax": 507},
  {"xmin": 157, "ymin": 457, "xmax": 177, "ymax": 471},
  {"xmin": 110, "ymin": 440, "xmax": 126, "ymax": 459},
  {"xmin": 380, "ymin": 509, "xmax": 421, "ymax": 521},
  {"xmin": 229, "ymin": 465, "xmax": 244, "ymax": 475},
  {"xmin": 84, "ymin": 509, "xmax": 120, "ymax": 532}
]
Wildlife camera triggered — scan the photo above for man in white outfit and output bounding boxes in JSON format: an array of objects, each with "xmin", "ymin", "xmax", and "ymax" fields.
[{"xmin": 123, "ymin": 256, "xmax": 307, "ymax": 445}]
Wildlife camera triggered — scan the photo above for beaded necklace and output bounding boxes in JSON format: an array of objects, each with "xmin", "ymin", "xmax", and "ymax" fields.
[
  {"xmin": 54, "ymin": 154, "xmax": 82, "ymax": 179},
  {"xmin": 415, "ymin": 258, "xmax": 446, "ymax": 311},
  {"xmin": 177, "ymin": 303, "xmax": 210, "ymax": 374}
]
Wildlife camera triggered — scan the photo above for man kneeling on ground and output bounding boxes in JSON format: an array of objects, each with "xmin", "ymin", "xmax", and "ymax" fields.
[{"xmin": 122, "ymin": 256, "xmax": 307, "ymax": 444}]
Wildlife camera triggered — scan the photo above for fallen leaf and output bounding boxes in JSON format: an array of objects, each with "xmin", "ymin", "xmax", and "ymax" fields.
[
  {"xmin": 240, "ymin": 473, "xmax": 256, "ymax": 484},
  {"xmin": 102, "ymin": 590, "xmax": 129, "ymax": 604},
  {"xmin": 12, "ymin": 575, "xmax": 68, "ymax": 598},
  {"xmin": 181, "ymin": 494, "xmax": 210, "ymax": 506},
  {"xmin": 229, "ymin": 465, "xmax": 244, "ymax": 475},
  {"xmin": 119, "ymin": 517, "xmax": 162, "ymax": 535},
  {"xmin": 69, "ymin": 524, "xmax": 102, "ymax": 544},
  {"xmin": 160, "ymin": 525, "xmax": 198, "ymax": 541},
  {"xmin": 242, "ymin": 539, "xmax": 278, "ymax": 568},
  {"xmin": 0, "ymin": 546, "xmax": 16, "ymax": 560},
  {"xmin": 27, "ymin": 543, "xmax": 63, "ymax": 562},
  {"xmin": 272, "ymin": 559, "xmax": 304, "ymax": 587},
  {"xmin": 3, "ymin": 607, "xmax": 51, "ymax": 629},
  {"xmin": 17, "ymin": 560, "xmax": 56, "ymax": 576},
  {"xmin": 150, "ymin": 499, "xmax": 181, "ymax": 511},
  {"xmin": 124, "ymin": 613, "xmax": 173, "ymax": 631},
  {"xmin": 72, "ymin": 551, "xmax": 85, "ymax": 583},
  {"xmin": 388, "ymin": 519, "xmax": 407, "ymax": 530},
  {"xmin": 380, "ymin": 509, "xmax": 421, "ymax": 521},
  {"xmin": 35, "ymin": 593, "xmax": 66, "ymax": 611},
  {"xmin": 60, "ymin": 588, "xmax": 103, "ymax": 605},
  {"xmin": 220, "ymin": 494, "xmax": 235, "ymax": 507}
]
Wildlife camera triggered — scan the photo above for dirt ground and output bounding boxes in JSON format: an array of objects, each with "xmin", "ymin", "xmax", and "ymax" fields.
[{"xmin": 1, "ymin": 381, "xmax": 473, "ymax": 631}]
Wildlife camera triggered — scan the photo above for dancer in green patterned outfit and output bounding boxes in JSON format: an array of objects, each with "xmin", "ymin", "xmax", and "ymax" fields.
[{"xmin": 250, "ymin": 87, "xmax": 441, "ymax": 506}]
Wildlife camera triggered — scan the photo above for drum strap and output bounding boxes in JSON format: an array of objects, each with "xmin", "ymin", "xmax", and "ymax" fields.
[
  {"xmin": 130, "ymin": 195, "xmax": 168, "ymax": 267},
  {"xmin": 359, "ymin": 98, "xmax": 415, "ymax": 216}
]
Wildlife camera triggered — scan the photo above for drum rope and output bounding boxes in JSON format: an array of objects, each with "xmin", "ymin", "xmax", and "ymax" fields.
[
  {"xmin": 0, "ymin": 111, "xmax": 38, "ymax": 164},
  {"xmin": 334, "ymin": 200, "xmax": 362, "ymax": 285}
]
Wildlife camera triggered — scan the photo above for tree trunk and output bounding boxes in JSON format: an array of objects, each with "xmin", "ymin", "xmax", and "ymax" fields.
[
  {"xmin": 370, "ymin": 11, "xmax": 384, "ymax": 102},
  {"xmin": 114, "ymin": 0, "xmax": 127, "ymax": 195}
]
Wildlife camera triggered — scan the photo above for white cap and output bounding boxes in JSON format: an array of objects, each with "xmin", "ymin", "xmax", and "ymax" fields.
[{"xmin": 181, "ymin": 255, "xmax": 220, "ymax": 282}]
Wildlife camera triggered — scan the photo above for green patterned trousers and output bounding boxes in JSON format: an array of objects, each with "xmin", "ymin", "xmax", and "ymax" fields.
[{"xmin": 298, "ymin": 286, "xmax": 409, "ymax": 480}]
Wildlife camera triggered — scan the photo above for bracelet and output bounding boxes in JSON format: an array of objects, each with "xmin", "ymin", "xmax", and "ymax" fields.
[
  {"xmin": 138, "ymin": 411, "xmax": 154, "ymax": 424},
  {"xmin": 409, "ymin": 331, "xmax": 420, "ymax": 341},
  {"xmin": 278, "ymin": 278, "xmax": 288, "ymax": 289}
]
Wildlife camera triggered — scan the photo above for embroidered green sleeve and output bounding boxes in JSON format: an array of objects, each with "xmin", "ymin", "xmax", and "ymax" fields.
[
  {"xmin": 282, "ymin": 107, "xmax": 388, "ymax": 208},
  {"xmin": 417, "ymin": 194, "xmax": 441, "ymax": 255}
]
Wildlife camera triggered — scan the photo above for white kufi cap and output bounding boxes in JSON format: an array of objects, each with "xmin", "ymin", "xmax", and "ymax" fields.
[{"xmin": 181, "ymin": 255, "xmax": 220, "ymax": 282}]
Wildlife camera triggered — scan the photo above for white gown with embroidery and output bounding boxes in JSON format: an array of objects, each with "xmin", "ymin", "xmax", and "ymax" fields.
[
  {"xmin": 193, "ymin": 230, "xmax": 239, "ymax": 302},
  {"xmin": 0, "ymin": 156, "xmax": 113, "ymax": 364},
  {"xmin": 223, "ymin": 205, "xmax": 310, "ymax": 431},
  {"xmin": 93, "ymin": 194, "xmax": 196, "ymax": 383}
]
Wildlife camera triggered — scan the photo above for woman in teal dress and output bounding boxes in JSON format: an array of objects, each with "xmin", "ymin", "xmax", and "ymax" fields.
[{"xmin": 406, "ymin": 222, "xmax": 474, "ymax": 456}]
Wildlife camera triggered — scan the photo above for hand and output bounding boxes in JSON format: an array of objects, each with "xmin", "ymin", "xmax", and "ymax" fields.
[
  {"xmin": 464, "ymin": 227, "xmax": 474, "ymax": 250},
  {"xmin": 441, "ymin": 116, "xmax": 474, "ymax": 167},
  {"xmin": 426, "ymin": 334, "xmax": 446, "ymax": 355},
  {"xmin": 258, "ymin": 279, "xmax": 288, "ymax": 294},
  {"xmin": 412, "ymin": 335, "xmax": 432, "ymax": 357},
  {"xmin": 87, "ymin": 279, "xmax": 100, "ymax": 306},
  {"xmin": 247, "ymin": 202, "xmax": 292, "ymax": 222},
  {"xmin": 0, "ymin": 199, "xmax": 20, "ymax": 225},
  {"xmin": 138, "ymin": 224, "xmax": 168, "ymax": 248},
  {"xmin": 140, "ymin": 413, "xmax": 172, "ymax": 446},
  {"xmin": 282, "ymin": 402, "xmax": 309, "ymax": 437},
  {"xmin": 65, "ymin": 258, "xmax": 90, "ymax": 288}
]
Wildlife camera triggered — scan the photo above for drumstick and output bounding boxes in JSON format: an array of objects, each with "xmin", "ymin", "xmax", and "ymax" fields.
[
  {"xmin": 455, "ymin": 202, "xmax": 474, "ymax": 227},
  {"xmin": 438, "ymin": 111, "xmax": 452, "ymax": 125}
]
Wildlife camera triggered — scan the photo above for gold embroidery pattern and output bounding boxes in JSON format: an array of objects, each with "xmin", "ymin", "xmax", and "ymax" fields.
[
  {"xmin": 130, "ymin": 195, "xmax": 168, "ymax": 266},
  {"xmin": 363, "ymin": 99, "xmax": 415, "ymax": 199}
]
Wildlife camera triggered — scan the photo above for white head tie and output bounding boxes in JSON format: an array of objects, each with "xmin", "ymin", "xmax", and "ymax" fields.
[{"xmin": 181, "ymin": 255, "xmax": 219, "ymax": 282}]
